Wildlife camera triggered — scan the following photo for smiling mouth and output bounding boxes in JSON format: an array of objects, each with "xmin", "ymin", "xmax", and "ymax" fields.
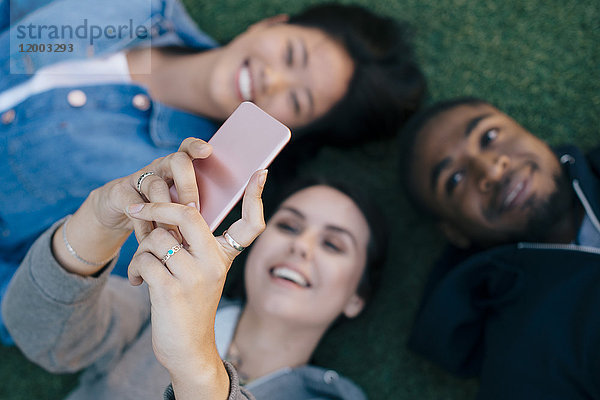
[
  {"xmin": 504, "ymin": 180, "xmax": 525, "ymax": 209},
  {"xmin": 237, "ymin": 60, "xmax": 253, "ymax": 102},
  {"xmin": 269, "ymin": 266, "xmax": 311, "ymax": 288},
  {"xmin": 496, "ymin": 167, "xmax": 534, "ymax": 214}
]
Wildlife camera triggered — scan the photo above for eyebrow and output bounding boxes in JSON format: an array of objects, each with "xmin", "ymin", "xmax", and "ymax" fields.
[
  {"xmin": 430, "ymin": 157, "xmax": 451, "ymax": 192},
  {"xmin": 429, "ymin": 113, "xmax": 492, "ymax": 192},
  {"xmin": 278, "ymin": 206, "xmax": 358, "ymax": 247},
  {"xmin": 465, "ymin": 113, "xmax": 491, "ymax": 137}
]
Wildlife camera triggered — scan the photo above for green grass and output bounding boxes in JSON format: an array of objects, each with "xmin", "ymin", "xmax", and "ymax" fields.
[
  {"xmin": 0, "ymin": 346, "xmax": 79, "ymax": 399},
  {"xmin": 1, "ymin": 0, "xmax": 598, "ymax": 399}
]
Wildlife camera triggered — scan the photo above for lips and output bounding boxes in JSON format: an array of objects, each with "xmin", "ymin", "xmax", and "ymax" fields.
[
  {"xmin": 269, "ymin": 265, "xmax": 311, "ymax": 288},
  {"xmin": 236, "ymin": 59, "xmax": 254, "ymax": 102},
  {"xmin": 503, "ymin": 180, "xmax": 525, "ymax": 208},
  {"xmin": 496, "ymin": 168, "xmax": 532, "ymax": 214}
]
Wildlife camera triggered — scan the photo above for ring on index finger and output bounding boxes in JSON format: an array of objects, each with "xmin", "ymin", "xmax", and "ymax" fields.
[{"xmin": 136, "ymin": 171, "xmax": 156, "ymax": 194}]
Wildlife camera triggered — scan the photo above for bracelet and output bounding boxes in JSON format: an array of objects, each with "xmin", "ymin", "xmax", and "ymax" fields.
[{"xmin": 62, "ymin": 215, "xmax": 119, "ymax": 266}]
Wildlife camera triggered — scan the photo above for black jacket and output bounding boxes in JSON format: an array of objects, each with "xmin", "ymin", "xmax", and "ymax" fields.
[{"xmin": 409, "ymin": 145, "xmax": 600, "ymax": 400}]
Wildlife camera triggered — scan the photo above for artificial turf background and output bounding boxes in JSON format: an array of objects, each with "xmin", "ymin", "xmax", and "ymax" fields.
[{"xmin": 1, "ymin": 0, "xmax": 598, "ymax": 399}]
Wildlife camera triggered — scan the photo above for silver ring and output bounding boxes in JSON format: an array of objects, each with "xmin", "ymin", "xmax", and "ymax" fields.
[
  {"xmin": 161, "ymin": 243, "xmax": 183, "ymax": 264},
  {"xmin": 136, "ymin": 171, "xmax": 156, "ymax": 194},
  {"xmin": 223, "ymin": 230, "xmax": 245, "ymax": 252}
]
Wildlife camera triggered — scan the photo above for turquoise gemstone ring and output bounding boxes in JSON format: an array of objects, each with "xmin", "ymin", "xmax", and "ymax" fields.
[{"xmin": 161, "ymin": 243, "xmax": 183, "ymax": 264}]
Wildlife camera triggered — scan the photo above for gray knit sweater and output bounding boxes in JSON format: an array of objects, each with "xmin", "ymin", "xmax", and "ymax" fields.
[{"xmin": 2, "ymin": 219, "xmax": 367, "ymax": 399}]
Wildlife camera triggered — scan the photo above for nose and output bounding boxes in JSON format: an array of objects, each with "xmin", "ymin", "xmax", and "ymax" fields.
[
  {"xmin": 262, "ymin": 65, "xmax": 294, "ymax": 95},
  {"xmin": 289, "ymin": 230, "xmax": 316, "ymax": 260},
  {"xmin": 472, "ymin": 153, "xmax": 510, "ymax": 192}
]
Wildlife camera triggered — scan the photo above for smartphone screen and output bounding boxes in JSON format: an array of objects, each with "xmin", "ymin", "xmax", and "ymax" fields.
[{"xmin": 191, "ymin": 102, "xmax": 291, "ymax": 231}]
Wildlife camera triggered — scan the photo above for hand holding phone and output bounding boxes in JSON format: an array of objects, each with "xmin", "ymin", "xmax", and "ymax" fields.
[{"xmin": 171, "ymin": 102, "xmax": 291, "ymax": 231}]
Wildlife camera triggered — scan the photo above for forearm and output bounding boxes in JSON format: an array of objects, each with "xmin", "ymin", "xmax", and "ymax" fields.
[
  {"xmin": 3, "ymin": 219, "xmax": 114, "ymax": 371},
  {"xmin": 2, "ymin": 219, "xmax": 150, "ymax": 373}
]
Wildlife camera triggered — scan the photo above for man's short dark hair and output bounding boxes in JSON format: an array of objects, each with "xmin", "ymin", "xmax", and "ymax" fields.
[{"xmin": 398, "ymin": 97, "xmax": 491, "ymax": 218}]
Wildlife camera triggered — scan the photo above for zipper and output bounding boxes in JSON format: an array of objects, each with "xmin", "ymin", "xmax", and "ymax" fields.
[
  {"xmin": 572, "ymin": 179, "xmax": 600, "ymax": 235},
  {"xmin": 560, "ymin": 153, "xmax": 600, "ymax": 236},
  {"xmin": 517, "ymin": 242, "xmax": 600, "ymax": 255},
  {"xmin": 517, "ymin": 175, "xmax": 600, "ymax": 255}
]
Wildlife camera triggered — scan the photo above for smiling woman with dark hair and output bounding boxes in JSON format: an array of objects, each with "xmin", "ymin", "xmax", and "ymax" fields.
[
  {"xmin": 0, "ymin": 0, "xmax": 422, "ymax": 345},
  {"xmin": 2, "ymin": 138, "xmax": 388, "ymax": 399}
]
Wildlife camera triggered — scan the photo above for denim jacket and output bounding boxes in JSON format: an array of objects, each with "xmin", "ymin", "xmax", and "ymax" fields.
[{"xmin": 0, "ymin": 0, "xmax": 219, "ymax": 342}]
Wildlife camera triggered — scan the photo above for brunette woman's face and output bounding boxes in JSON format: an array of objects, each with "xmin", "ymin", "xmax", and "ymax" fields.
[
  {"xmin": 244, "ymin": 186, "xmax": 370, "ymax": 328},
  {"xmin": 208, "ymin": 18, "xmax": 354, "ymax": 128}
]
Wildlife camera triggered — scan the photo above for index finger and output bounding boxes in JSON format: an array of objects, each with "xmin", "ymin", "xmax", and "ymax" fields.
[
  {"xmin": 216, "ymin": 169, "xmax": 268, "ymax": 260},
  {"xmin": 127, "ymin": 202, "xmax": 213, "ymax": 247},
  {"xmin": 158, "ymin": 138, "xmax": 212, "ymax": 210},
  {"xmin": 178, "ymin": 137, "xmax": 212, "ymax": 159}
]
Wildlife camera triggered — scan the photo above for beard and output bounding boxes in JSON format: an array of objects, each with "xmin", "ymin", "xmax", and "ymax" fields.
[{"xmin": 513, "ymin": 169, "xmax": 575, "ymax": 243}]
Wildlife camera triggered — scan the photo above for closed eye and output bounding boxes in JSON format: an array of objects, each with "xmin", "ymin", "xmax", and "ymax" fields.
[
  {"xmin": 277, "ymin": 221, "xmax": 300, "ymax": 234},
  {"xmin": 322, "ymin": 238, "xmax": 344, "ymax": 253},
  {"xmin": 286, "ymin": 40, "xmax": 293, "ymax": 66},
  {"xmin": 445, "ymin": 170, "xmax": 465, "ymax": 195},
  {"xmin": 290, "ymin": 91, "xmax": 301, "ymax": 115},
  {"xmin": 480, "ymin": 128, "xmax": 498, "ymax": 148}
]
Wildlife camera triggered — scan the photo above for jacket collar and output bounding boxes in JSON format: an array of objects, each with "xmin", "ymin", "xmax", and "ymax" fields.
[{"xmin": 555, "ymin": 145, "xmax": 600, "ymax": 232}]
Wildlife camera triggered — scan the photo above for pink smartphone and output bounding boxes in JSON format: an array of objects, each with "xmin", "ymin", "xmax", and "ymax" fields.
[{"xmin": 189, "ymin": 102, "xmax": 290, "ymax": 231}]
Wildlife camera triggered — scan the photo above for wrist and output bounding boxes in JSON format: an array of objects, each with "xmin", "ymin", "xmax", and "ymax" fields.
[
  {"xmin": 52, "ymin": 195, "xmax": 131, "ymax": 276},
  {"xmin": 62, "ymin": 215, "xmax": 120, "ymax": 266},
  {"xmin": 170, "ymin": 351, "xmax": 230, "ymax": 400}
]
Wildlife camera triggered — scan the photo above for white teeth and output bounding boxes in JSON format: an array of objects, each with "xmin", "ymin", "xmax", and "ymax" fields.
[
  {"xmin": 238, "ymin": 65, "xmax": 252, "ymax": 101},
  {"xmin": 272, "ymin": 267, "xmax": 309, "ymax": 287},
  {"xmin": 504, "ymin": 181, "xmax": 523, "ymax": 207}
]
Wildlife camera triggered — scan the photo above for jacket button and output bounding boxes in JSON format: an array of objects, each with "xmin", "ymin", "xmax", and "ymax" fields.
[
  {"xmin": 323, "ymin": 370, "xmax": 339, "ymax": 384},
  {"xmin": 132, "ymin": 94, "xmax": 151, "ymax": 111},
  {"xmin": 67, "ymin": 90, "xmax": 87, "ymax": 107},
  {"xmin": 1, "ymin": 109, "xmax": 15, "ymax": 124}
]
